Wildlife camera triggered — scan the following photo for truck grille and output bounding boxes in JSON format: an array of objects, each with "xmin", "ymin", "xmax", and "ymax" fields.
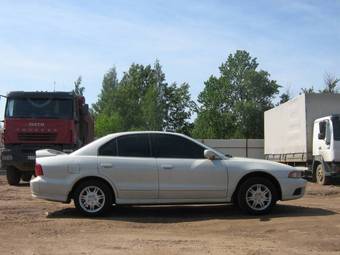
[{"xmin": 18, "ymin": 132, "xmax": 57, "ymax": 142}]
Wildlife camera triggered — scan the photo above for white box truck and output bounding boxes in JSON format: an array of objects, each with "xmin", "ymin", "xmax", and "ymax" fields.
[{"xmin": 264, "ymin": 93, "xmax": 340, "ymax": 185}]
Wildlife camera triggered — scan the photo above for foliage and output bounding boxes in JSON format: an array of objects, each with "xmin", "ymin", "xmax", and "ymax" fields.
[
  {"xmin": 321, "ymin": 73, "xmax": 339, "ymax": 94},
  {"xmin": 92, "ymin": 67, "xmax": 119, "ymax": 116},
  {"xmin": 95, "ymin": 112, "xmax": 122, "ymax": 137},
  {"xmin": 300, "ymin": 86, "xmax": 315, "ymax": 94},
  {"xmin": 277, "ymin": 89, "xmax": 291, "ymax": 105},
  {"xmin": 300, "ymin": 73, "xmax": 340, "ymax": 95},
  {"xmin": 73, "ymin": 76, "xmax": 84, "ymax": 96},
  {"xmin": 192, "ymin": 50, "xmax": 280, "ymax": 139},
  {"xmin": 93, "ymin": 61, "xmax": 194, "ymax": 136},
  {"xmin": 163, "ymin": 82, "xmax": 196, "ymax": 135}
]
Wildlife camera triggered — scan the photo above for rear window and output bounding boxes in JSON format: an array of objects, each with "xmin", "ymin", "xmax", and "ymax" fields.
[
  {"xmin": 117, "ymin": 134, "xmax": 151, "ymax": 157},
  {"xmin": 98, "ymin": 139, "xmax": 117, "ymax": 156}
]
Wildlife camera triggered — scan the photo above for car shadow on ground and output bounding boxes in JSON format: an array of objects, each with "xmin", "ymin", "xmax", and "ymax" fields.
[{"xmin": 47, "ymin": 203, "xmax": 336, "ymax": 223}]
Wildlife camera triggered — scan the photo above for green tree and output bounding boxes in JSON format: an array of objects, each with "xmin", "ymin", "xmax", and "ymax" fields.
[
  {"xmin": 95, "ymin": 112, "xmax": 122, "ymax": 137},
  {"xmin": 92, "ymin": 67, "xmax": 119, "ymax": 116},
  {"xmin": 73, "ymin": 76, "xmax": 84, "ymax": 96},
  {"xmin": 321, "ymin": 73, "xmax": 339, "ymax": 94},
  {"xmin": 116, "ymin": 63, "xmax": 165, "ymax": 130},
  {"xmin": 300, "ymin": 86, "xmax": 315, "ymax": 94},
  {"xmin": 277, "ymin": 89, "xmax": 291, "ymax": 105},
  {"xmin": 193, "ymin": 50, "xmax": 279, "ymax": 139},
  {"xmin": 93, "ymin": 61, "xmax": 194, "ymax": 137},
  {"xmin": 300, "ymin": 73, "xmax": 340, "ymax": 95},
  {"xmin": 163, "ymin": 82, "xmax": 196, "ymax": 135},
  {"xmin": 92, "ymin": 67, "xmax": 120, "ymax": 135}
]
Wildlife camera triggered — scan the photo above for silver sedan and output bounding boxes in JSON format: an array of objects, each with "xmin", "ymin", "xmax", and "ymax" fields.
[{"xmin": 31, "ymin": 131, "xmax": 306, "ymax": 216}]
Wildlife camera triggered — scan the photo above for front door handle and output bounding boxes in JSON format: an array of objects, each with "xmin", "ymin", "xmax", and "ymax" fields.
[
  {"xmin": 161, "ymin": 164, "xmax": 173, "ymax": 170},
  {"xmin": 100, "ymin": 163, "xmax": 113, "ymax": 168}
]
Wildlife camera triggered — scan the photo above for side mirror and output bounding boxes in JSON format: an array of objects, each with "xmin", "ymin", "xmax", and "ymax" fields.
[
  {"xmin": 318, "ymin": 133, "xmax": 325, "ymax": 140},
  {"xmin": 204, "ymin": 149, "xmax": 218, "ymax": 160}
]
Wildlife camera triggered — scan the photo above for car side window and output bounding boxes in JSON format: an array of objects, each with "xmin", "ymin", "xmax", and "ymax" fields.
[
  {"xmin": 98, "ymin": 138, "xmax": 117, "ymax": 156},
  {"xmin": 151, "ymin": 134, "xmax": 205, "ymax": 159},
  {"xmin": 117, "ymin": 134, "xmax": 151, "ymax": 157}
]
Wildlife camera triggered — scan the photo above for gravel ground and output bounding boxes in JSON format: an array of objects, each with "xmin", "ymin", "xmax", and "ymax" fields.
[{"xmin": 1, "ymin": 176, "xmax": 340, "ymax": 255}]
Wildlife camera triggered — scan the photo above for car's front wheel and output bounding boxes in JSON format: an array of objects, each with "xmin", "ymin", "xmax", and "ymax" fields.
[
  {"xmin": 74, "ymin": 180, "xmax": 113, "ymax": 216},
  {"xmin": 237, "ymin": 177, "xmax": 277, "ymax": 215}
]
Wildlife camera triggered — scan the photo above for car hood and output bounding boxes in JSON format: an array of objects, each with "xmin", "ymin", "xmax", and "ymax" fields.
[{"xmin": 225, "ymin": 156, "xmax": 296, "ymax": 173}]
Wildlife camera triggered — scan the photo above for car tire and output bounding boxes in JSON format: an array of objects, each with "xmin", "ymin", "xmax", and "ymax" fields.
[
  {"xmin": 74, "ymin": 179, "xmax": 113, "ymax": 216},
  {"xmin": 6, "ymin": 166, "xmax": 21, "ymax": 186},
  {"xmin": 21, "ymin": 173, "xmax": 32, "ymax": 182},
  {"xmin": 237, "ymin": 177, "xmax": 278, "ymax": 215},
  {"xmin": 316, "ymin": 164, "xmax": 331, "ymax": 185}
]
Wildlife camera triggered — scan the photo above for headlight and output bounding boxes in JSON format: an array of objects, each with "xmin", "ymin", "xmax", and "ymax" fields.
[{"xmin": 288, "ymin": 170, "xmax": 302, "ymax": 178}]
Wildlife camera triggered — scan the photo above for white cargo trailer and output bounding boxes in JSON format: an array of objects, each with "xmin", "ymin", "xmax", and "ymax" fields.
[{"xmin": 265, "ymin": 93, "xmax": 340, "ymax": 184}]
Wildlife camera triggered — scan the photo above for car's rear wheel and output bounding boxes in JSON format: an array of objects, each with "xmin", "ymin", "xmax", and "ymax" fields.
[
  {"xmin": 74, "ymin": 180, "xmax": 113, "ymax": 216},
  {"xmin": 6, "ymin": 166, "xmax": 21, "ymax": 186},
  {"xmin": 237, "ymin": 177, "xmax": 277, "ymax": 215}
]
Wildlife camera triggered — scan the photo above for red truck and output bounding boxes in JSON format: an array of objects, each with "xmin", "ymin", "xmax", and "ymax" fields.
[{"xmin": 1, "ymin": 91, "xmax": 94, "ymax": 185}]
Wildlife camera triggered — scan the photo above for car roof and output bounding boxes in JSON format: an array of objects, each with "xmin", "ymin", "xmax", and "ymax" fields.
[
  {"xmin": 71, "ymin": 131, "xmax": 196, "ymax": 156},
  {"xmin": 103, "ymin": 131, "xmax": 188, "ymax": 139}
]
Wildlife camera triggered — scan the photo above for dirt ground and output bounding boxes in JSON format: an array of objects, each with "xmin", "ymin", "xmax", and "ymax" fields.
[{"xmin": 1, "ymin": 176, "xmax": 340, "ymax": 255}]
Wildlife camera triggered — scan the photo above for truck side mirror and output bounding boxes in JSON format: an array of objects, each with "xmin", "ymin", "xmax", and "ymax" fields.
[{"xmin": 318, "ymin": 133, "xmax": 325, "ymax": 140}]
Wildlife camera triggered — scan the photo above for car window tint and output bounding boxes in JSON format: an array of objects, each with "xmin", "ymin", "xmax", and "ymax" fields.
[
  {"xmin": 98, "ymin": 139, "xmax": 117, "ymax": 156},
  {"xmin": 117, "ymin": 134, "xmax": 150, "ymax": 157},
  {"xmin": 152, "ymin": 134, "xmax": 205, "ymax": 158}
]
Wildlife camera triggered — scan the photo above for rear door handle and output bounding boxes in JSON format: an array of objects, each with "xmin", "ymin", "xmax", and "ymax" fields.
[
  {"xmin": 161, "ymin": 164, "xmax": 173, "ymax": 170},
  {"xmin": 100, "ymin": 163, "xmax": 113, "ymax": 168}
]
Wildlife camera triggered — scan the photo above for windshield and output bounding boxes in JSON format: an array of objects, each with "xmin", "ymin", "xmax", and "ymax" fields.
[
  {"xmin": 332, "ymin": 116, "xmax": 340, "ymax": 141},
  {"xmin": 5, "ymin": 98, "xmax": 74, "ymax": 119}
]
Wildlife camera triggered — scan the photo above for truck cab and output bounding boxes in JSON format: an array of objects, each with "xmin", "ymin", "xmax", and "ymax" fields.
[
  {"xmin": 312, "ymin": 115, "xmax": 340, "ymax": 184},
  {"xmin": 1, "ymin": 91, "xmax": 94, "ymax": 185}
]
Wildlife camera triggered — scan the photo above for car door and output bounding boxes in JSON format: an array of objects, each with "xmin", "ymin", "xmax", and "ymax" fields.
[
  {"xmin": 316, "ymin": 120, "xmax": 332, "ymax": 161},
  {"xmin": 151, "ymin": 134, "xmax": 227, "ymax": 201},
  {"xmin": 97, "ymin": 134, "xmax": 158, "ymax": 201}
]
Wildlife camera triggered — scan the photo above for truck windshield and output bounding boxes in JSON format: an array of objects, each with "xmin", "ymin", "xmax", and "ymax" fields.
[
  {"xmin": 332, "ymin": 117, "xmax": 340, "ymax": 141},
  {"xmin": 5, "ymin": 98, "xmax": 73, "ymax": 119}
]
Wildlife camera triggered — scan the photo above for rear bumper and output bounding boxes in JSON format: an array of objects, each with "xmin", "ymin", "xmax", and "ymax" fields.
[
  {"xmin": 30, "ymin": 176, "xmax": 70, "ymax": 203},
  {"xmin": 280, "ymin": 178, "xmax": 307, "ymax": 201}
]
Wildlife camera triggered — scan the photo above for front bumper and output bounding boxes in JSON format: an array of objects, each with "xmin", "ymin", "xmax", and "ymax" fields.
[
  {"xmin": 1, "ymin": 148, "xmax": 35, "ymax": 170},
  {"xmin": 280, "ymin": 178, "xmax": 307, "ymax": 201}
]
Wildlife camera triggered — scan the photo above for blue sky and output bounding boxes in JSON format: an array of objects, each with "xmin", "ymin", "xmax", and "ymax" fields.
[{"xmin": 0, "ymin": 0, "xmax": 339, "ymax": 118}]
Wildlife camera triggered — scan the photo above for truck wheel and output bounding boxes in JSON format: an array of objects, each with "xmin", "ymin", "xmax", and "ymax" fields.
[
  {"xmin": 74, "ymin": 180, "xmax": 113, "ymax": 217},
  {"xmin": 316, "ymin": 164, "xmax": 331, "ymax": 185},
  {"xmin": 21, "ymin": 173, "xmax": 32, "ymax": 182},
  {"xmin": 6, "ymin": 166, "xmax": 21, "ymax": 186},
  {"xmin": 237, "ymin": 177, "xmax": 277, "ymax": 215}
]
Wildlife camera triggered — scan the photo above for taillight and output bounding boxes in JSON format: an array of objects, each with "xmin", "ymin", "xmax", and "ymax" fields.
[{"xmin": 35, "ymin": 164, "xmax": 44, "ymax": 176}]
